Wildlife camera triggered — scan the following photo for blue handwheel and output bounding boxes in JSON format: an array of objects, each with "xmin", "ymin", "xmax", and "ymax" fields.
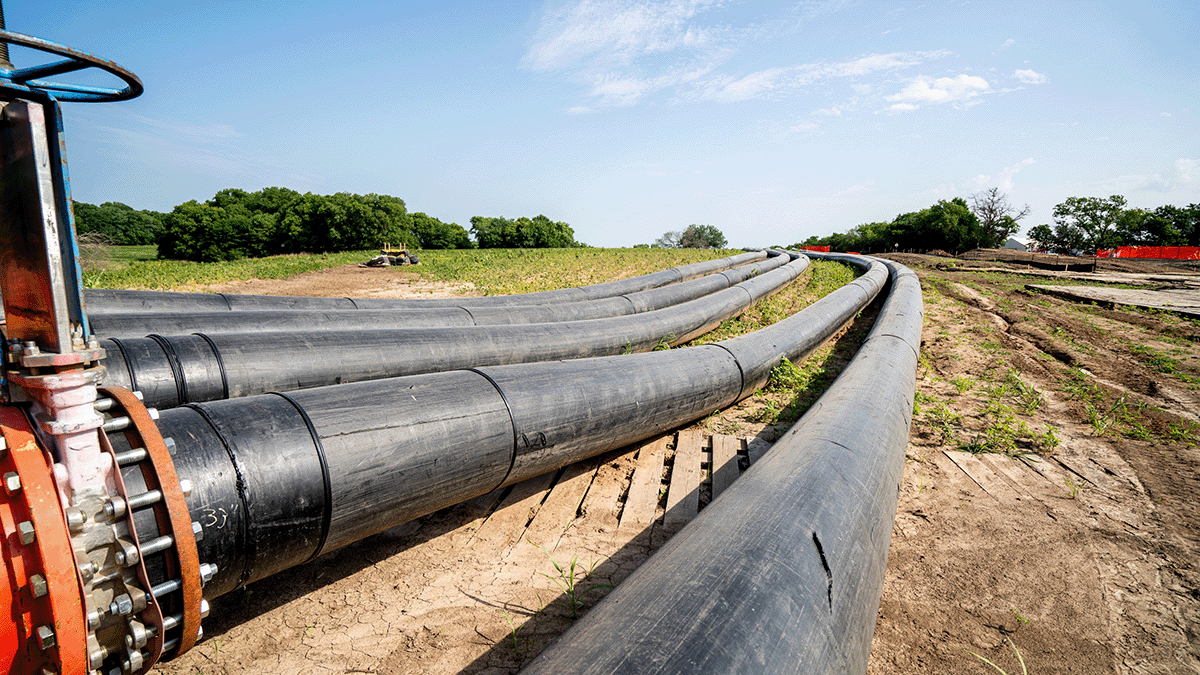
[{"xmin": 0, "ymin": 30, "xmax": 142, "ymax": 102}]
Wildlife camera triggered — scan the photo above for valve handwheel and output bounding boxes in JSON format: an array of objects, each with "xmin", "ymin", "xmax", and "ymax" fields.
[{"xmin": 0, "ymin": 29, "xmax": 142, "ymax": 102}]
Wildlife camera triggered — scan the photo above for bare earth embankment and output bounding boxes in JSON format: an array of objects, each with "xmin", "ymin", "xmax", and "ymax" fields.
[{"xmin": 158, "ymin": 253, "xmax": 1200, "ymax": 675}]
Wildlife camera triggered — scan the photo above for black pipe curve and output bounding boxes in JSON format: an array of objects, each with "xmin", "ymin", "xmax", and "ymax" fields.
[
  {"xmin": 99, "ymin": 255, "xmax": 812, "ymax": 409},
  {"xmin": 140, "ymin": 255, "xmax": 887, "ymax": 598},
  {"xmin": 517, "ymin": 257, "xmax": 923, "ymax": 675},
  {"xmin": 87, "ymin": 252, "xmax": 789, "ymax": 337},
  {"xmin": 84, "ymin": 250, "xmax": 768, "ymax": 315}
]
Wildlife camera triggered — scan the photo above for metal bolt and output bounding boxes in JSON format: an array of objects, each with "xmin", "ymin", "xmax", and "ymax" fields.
[
  {"xmin": 178, "ymin": 477, "xmax": 192, "ymax": 497},
  {"xmin": 109, "ymin": 594, "xmax": 134, "ymax": 617},
  {"xmin": 115, "ymin": 539, "xmax": 139, "ymax": 567},
  {"xmin": 0, "ymin": 436, "xmax": 7, "ymax": 455},
  {"xmin": 199, "ymin": 563, "xmax": 217, "ymax": 586},
  {"xmin": 114, "ymin": 448, "xmax": 147, "ymax": 466},
  {"xmin": 125, "ymin": 620, "xmax": 148, "ymax": 650},
  {"xmin": 121, "ymin": 648, "xmax": 144, "ymax": 674},
  {"xmin": 88, "ymin": 644, "xmax": 106, "ymax": 669},
  {"xmin": 78, "ymin": 560, "xmax": 97, "ymax": 583},
  {"xmin": 199, "ymin": 598, "xmax": 210, "ymax": 619},
  {"xmin": 164, "ymin": 437, "xmax": 177, "ymax": 455},
  {"xmin": 66, "ymin": 507, "xmax": 86, "ymax": 531},
  {"xmin": 192, "ymin": 521, "xmax": 203, "ymax": 542},
  {"xmin": 3, "ymin": 472, "xmax": 20, "ymax": 494},
  {"xmin": 17, "ymin": 520, "xmax": 35, "ymax": 544},
  {"xmin": 23, "ymin": 341, "xmax": 40, "ymax": 356},
  {"xmin": 29, "ymin": 574, "xmax": 48, "ymax": 598},
  {"xmin": 195, "ymin": 625, "xmax": 203, "ymax": 640},
  {"xmin": 103, "ymin": 497, "xmax": 126, "ymax": 519},
  {"xmin": 102, "ymin": 416, "xmax": 132, "ymax": 433},
  {"xmin": 35, "ymin": 624, "xmax": 55, "ymax": 650},
  {"xmin": 147, "ymin": 408, "xmax": 159, "ymax": 421}
]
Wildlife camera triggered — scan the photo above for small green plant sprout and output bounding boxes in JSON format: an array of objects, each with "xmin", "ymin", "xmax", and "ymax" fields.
[
  {"xmin": 1009, "ymin": 609, "xmax": 1031, "ymax": 629},
  {"xmin": 963, "ymin": 637, "xmax": 1027, "ymax": 675},
  {"xmin": 767, "ymin": 357, "xmax": 808, "ymax": 392},
  {"xmin": 653, "ymin": 333, "xmax": 676, "ymax": 351},
  {"xmin": 1063, "ymin": 475, "xmax": 1082, "ymax": 499},
  {"xmin": 952, "ymin": 376, "xmax": 976, "ymax": 394},
  {"xmin": 529, "ymin": 540, "xmax": 612, "ymax": 618},
  {"xmin": 1167, "ymin": 420, "xmax": 1200, "ymax": 447},
  {"xmin": 502, "ymin": 609, "xmax": 531, "ymax": 659}
]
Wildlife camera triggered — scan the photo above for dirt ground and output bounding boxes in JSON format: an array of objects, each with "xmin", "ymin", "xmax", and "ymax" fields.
[{"xmin": 158, "ymin": 253, "xmax": 1200, "ymax": 675}]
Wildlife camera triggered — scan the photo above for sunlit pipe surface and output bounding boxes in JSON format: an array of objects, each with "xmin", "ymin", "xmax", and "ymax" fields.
[
  {"xmin": 88, "ymin": 252, "xmax": 789, "ymax": 337},
  {"xmin": 518, "ymin": 257, "xmax": 922, "ymax": 675},
  {"xmin": 83, "ymin": 250, "xmax": 767, "ymax": 314},
  {"xmin": 126, "ymin": 256, "xmax": 888, "ymax": 601},
  {"xmin": 98, "ymin": 255, "xmax": 811, "ymax": 410}
]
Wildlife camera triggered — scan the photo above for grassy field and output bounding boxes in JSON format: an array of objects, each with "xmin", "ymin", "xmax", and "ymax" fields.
[{"xmin": 82, "ymin": 246, "xmax": 751, "ymax": 295}]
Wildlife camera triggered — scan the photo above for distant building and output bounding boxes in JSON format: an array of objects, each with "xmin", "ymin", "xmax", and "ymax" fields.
[{"xmin": 1001, "ymin": 237, "xmax": 1029, "ymax": 251}]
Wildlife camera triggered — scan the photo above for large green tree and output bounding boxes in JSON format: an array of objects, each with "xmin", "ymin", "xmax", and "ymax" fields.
[
  {"xmin": 73, "ymin": 201, "xmax": 164, "ymax": 245},
  {"xmin": 969, "ymin": 188, "xmax": 1029, "ymax": 248},
  {"xmin": 1052, "ymin": 195, "xmax": 1128, "ymax": 250},
  {"xmin": 655, "ymin": 224, "xmax": 728, "ymax": 249}
]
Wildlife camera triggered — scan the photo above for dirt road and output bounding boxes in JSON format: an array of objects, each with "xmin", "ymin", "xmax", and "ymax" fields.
[{"xmin": 158, "ymin": 253, "xmax": 1200, "ymax": 675}]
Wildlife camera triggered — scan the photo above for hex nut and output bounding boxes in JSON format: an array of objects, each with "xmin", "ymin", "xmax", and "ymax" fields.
[
  {"xmin": 29, "ymin": 574, "xmax": 48, "ymax": 598},
  {"xmin": 3, "ymin": 472, "xmax": 20, "ymax": 494},
  {"xmin": 191, "ymin": 520, "xmax": 203, "ymax": 541},
  {"xmin": 110, "ymin": 594, "xmax": 133, "ymax": 617},
  {"xmin": 35, "ymin": 625, "xmax": 55, "ymax": 650},
  {"xmin": 17, "ymin": 520, "xmax": 35, "ymax": 544}
]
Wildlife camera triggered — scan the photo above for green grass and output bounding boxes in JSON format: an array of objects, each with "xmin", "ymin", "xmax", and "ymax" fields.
[{"xmin": 82, "ymin": 246, "xmax": 738, "ymax": 294}]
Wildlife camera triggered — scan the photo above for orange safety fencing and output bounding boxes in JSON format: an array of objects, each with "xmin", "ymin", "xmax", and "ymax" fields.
[
  {"xmin": 1096, "ymin": 246, "xmax": 1200, "ymax": 260},
  {"xmin": 801, "ymin": 245, "xmax": 831, "ymax": 252}
]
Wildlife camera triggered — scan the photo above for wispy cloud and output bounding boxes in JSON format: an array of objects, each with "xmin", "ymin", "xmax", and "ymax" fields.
[
  {"xmin": 885, "ymin": 74, "xmax": 991, "ymax": 112},
  {"xmin": 526, "ymin": 0, "xmax": 881, "ymax": 110},
  {"xmin": 691, "ymin": 51, "xmax": 949, "ymax": 103},
  {"xmin": 993, "ymin": 38, "xmax": 1015, "ymax": 54},
  {"xmin": 967, "ymin": 158, "xmax": 1036, "ymax": 193},
  {"xmin": 1104, "ymin": 158, "xmax": 1200, "ymax": 193},
  {"xmin": 1013, "ymin": 69, "xmax": 1047, "ymax": 84}
]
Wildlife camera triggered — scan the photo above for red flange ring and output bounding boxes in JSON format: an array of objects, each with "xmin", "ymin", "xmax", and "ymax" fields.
[{"xmin": 0, "ymin": 404, "xmax": 88, "ymax": 674}]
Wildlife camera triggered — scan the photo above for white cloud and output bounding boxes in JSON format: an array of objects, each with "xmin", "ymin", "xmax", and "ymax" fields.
[
  {"xmin": 886, "ymin": 74, "xmax": 991, "ymax": 111},
  {"xmin": 965, "ymin": 158, "xmax": 1036, "ymax": 193},
  {"xmin": 1013, "ymin": 69, "xmax": 1047, "ymax": 84},
  {"xmin": 993, "ymin": 38, "xmax": 1015, "ymax": 54},
  {"xmin": 524, "ymin": 1, "xmax": 929, "ymax": 110},
  {"xmin": 693, "ymin": 50, "xmax": 948, "ymax": 103},
  {"xmin": 1105, "ymin": 158, "xmax": 1199, "ymax": 193}
]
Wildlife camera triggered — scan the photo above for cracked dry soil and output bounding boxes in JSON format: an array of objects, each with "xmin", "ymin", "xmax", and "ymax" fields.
[{"xmin": 158, "ymin": 254, "xmax": 1200, "ymax": 675}]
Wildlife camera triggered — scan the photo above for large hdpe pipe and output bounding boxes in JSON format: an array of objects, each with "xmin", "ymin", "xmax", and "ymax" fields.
[
  {"xmin": 84, "ymin": 250, "xmax": 767, "ymax": 314},
  {"xmin": 519, "ymin": 258, "xmax": 923, "ymax": 675},
  {"xmin": 124, "ymin": 256, "xmax": 889, "ymax": 600},
  {"xmin": 98, "ymin": 255, "xmax": 812, "ymax": 410},
  {"xmin": 88, "ymin": 252, "xmax": 790, "ymax": 337}
]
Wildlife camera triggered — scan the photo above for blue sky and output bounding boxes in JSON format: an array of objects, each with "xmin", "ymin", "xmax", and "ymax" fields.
[{"xmin": 7, "ymin": 1, "xmax": 1197, "ymax": 247}]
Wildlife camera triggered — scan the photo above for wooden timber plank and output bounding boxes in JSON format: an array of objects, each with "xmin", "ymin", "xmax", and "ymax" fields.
[
  {"xmin": 523, "ymin": 460, "xmax": 604, "ymax": 555},
  {"xmin": 619, "ymin": 436, "xmax": 668, "ymax": 534},
  {"xmin": 469, "ymin": 471, "xmax": 557, "ymax": 558},
  {"xmin": 662, "ymin": 430, "xmax": 704, "ymax": 537},
  {"xmin": 710, "ymin": 434, "xmax": 740, "ymax": 500},
  {"xmin": 943, "ymin": 451, "xmax": 1022, "ymax": 502},
  {"xmin": 577, "ymin": 452, "xmax": 629, "ymax": 534}
]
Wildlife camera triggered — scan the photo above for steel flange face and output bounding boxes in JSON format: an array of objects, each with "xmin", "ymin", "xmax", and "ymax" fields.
[{"xmin": 0, "ymin": 404, "xmax": 89, "ymax": 674}]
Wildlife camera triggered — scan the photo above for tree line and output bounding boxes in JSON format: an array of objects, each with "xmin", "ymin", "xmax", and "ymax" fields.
[
  {"xmin": 794, "ymin": 189, "xmax": 1199, "ymax": 255},
  {"xmin": 1028, "ymin": 197, "xmax": 1199, "ymax": 254},
  {"xmin": 71, "ymin": 188, "xmax": 582, "ymax": 262}
]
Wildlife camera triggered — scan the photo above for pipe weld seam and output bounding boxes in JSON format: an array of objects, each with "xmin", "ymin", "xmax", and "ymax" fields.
[
  {"xmin": 147, "ymin": 333, "xmax": 188, "ymax": 406},
  {"xmin": 705, "ymin": 343, "xmax": 748, "ymax": 403},
  {"xmin": 105, "ymin": 337, "xmax": 139, "ymax": 395},
  {"xmin": 268, "ymin": 391, "xmax": 334, "ymax": 564},
  {"xmin": 465, "ymin": 368, "xmax": 521, "ymax": 492},
  {"xmin": 192, "ymin": 332, "xmax": 230, "ymax": 401},
  {"xmin": 183, "ymin": 401, "xmax": 254, "ymax": 591},
  {"xmin": 459, "ymin": 305, "xmax": 480, "ymax": 326},
  {"xmin": 344, "ymin": 296, "xmax": 359, "ymax": 310},
  {"xmin": 216, "ymin": 293, "xmax": 235, "ymax": 311}
]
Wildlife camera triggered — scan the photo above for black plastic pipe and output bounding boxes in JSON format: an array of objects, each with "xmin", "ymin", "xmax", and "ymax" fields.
[
  {"xmin": 519, "ymin": 258, "xmax": 923, "ymax": 675},
  {"xmin": 87, "ymin": 252, "xmax": 789, "ymax": 337},
  {"xmin": 83, "ymin": 250, "xmax": 767, "ymax": 315},
  {"xmin": 98, "ymin": 255, "xmax": 812, "ymax": 410},
  {"xmin": 131, "ymin": 256, "xmax": 889, "ymax": 599}
]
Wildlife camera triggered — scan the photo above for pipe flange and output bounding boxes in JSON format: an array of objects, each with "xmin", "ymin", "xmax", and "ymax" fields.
[
  {"xmin": 0, "ymin": 404, "xmax": 88, "ymax": 674},
  {"xmin": 100, "ymin": 386, "xmax": 204, "ymax": 664}
]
